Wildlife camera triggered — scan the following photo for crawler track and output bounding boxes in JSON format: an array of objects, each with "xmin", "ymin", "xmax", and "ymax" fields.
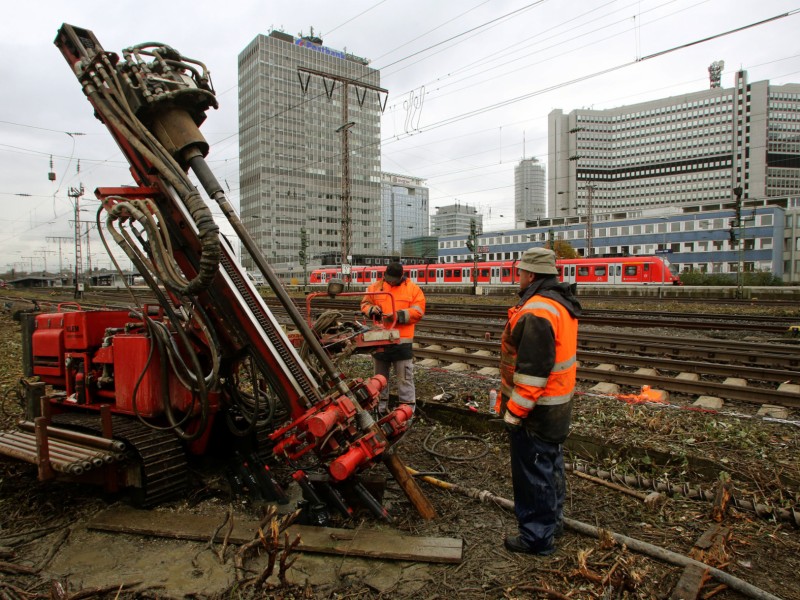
[{"xmin": 51, "ymin": 412, "xmax": 188, "ymax": 506}]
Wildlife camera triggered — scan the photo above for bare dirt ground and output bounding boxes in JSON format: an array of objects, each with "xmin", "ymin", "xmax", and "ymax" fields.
[{"xmin": 0, "ymin": 303, "xmax": 798, "ymax": 600}]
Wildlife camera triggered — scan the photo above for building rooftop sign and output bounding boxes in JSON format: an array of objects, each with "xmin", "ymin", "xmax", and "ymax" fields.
[{"xmin": 294, "ymin": 38, "xmax": 347, "ymax": 60}]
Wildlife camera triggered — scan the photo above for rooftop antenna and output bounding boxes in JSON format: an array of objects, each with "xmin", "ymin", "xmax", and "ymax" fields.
[{"xmin": 709, "ymin": 60, "xmax": 725, "ymax": 88}]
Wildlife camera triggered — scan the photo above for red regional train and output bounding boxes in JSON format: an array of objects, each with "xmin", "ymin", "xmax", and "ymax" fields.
[{"xmin": 309, "ymin": 255, "xmax": 681, "ymax": 286}]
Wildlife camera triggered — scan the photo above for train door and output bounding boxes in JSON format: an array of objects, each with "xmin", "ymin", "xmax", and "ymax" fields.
[
  {"xmin": 490, "ymin": 267, "xmax": 501, "ymax": 284},
  {"xmin": 641, "ymin": 263, "xmax": 652, "ymax": 283},
  {"xmin": 319, "ymin": 271, "xmax": 327, "ymax": 283},
  {"xmin": 608, "ymin": 262, "xmax": 622, "ymax": 284},
  {"xmin": 562, "ymin": 265, "xmax": 576, "ymax": 284},
  {"xmin": 435, "ymin": 268, "xmax": 444, "ymax": 283}
]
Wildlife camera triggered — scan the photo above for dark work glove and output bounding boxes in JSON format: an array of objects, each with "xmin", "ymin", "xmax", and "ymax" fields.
[
  {"xmin": 367, "ymin": 306, "xmax": 382, "ymax": 319},
  {"xmin": 503, "ymin": 410, "xmax": 522, "ymax": 433},
  {"xmin": 396, "ymin": 309, "xmax": 409, "ymax": 325}
]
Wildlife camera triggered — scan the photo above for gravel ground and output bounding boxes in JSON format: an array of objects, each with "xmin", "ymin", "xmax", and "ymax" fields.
[{"xmin": 0, "ymin": 304, "xmax": 798, "ymax": 600}]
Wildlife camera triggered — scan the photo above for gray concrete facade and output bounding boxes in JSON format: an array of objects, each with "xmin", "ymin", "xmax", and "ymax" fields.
[
  {"xmin": 548, "ymin": 70, "xmax": 800, "ymax": 223},
  {"xmin": 238, "ymin": 30, "xmax": 383, "ymax": 269}
]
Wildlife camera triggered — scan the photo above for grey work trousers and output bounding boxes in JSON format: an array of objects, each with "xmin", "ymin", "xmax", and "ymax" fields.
[{"xmin": 373, "ymin": 357, "xmax": 416, "ymax": 407}]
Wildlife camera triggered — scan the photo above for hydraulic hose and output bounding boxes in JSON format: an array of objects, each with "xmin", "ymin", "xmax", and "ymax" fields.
[
  {"xmin": 184, "ymin": 152, "xmax": 348, "ymax": 396},
  {"xmin": 408, "ymin": 468, "xmax": 785, "ymax": 600}
]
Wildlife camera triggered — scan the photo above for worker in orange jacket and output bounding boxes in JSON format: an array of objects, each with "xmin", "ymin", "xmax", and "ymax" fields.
[
  {"xmin": 361, "ymin": 261, "xmax": 426, "ymax": 415},
  {"xmin": 497, "ymin": 247, "xmax": 581, "ymax": 556}
]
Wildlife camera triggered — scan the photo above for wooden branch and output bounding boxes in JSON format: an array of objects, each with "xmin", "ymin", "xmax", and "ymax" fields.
[
  {"xmin": 279, "ymin": 533, "xmax": 302, "ymax": 586},
  {"xmin": 0, "ymin": 561, "xmax": 36, "ymax": 575},
  {"xmin": 516, "ymin": 585, "xmax": 573, "ymax": 600},
  {"xmin": 68, "ymin": 583, "xmax": 142, "ymax": 600},
  {"xmin": 36, "ymin": 528, "xmax": 70, "ymax": 573},
  {"xmin": 207, "ymin": 509, "xmax": 231, "ymax": 561},
  {"xmin": 219, "ymin": 512, "xmax": 235, "ymax": 564},
  {"xmin": 711, "ymin": 474, "xmax": 733, "ymax": 523}
]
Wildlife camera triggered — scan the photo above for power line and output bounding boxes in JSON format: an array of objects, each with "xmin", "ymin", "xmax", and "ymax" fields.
[{"xmin": 325, "ymin": 0, "xmax": 391, "ymax": 36}]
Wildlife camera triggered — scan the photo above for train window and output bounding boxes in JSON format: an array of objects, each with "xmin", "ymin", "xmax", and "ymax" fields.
[
  {"xmin": 625, "ymin": 265, "xmax": 638, "ymax": 276},
  {"xmin": 480, "ymin": 269, "xmax": 489, "ymax": 277},
  {"xmin": 643, "ymin": 264, "xmax": 650, "ymax": 271},
  {"xmin": 594, "ymin": 267, "xmax": 606, "ymax": 276},
  {"xmin": 453, "ymin": 269, "xmax": 461, "ymax": 277},
  {"xmin": 445, "ymin": 269, "xmax": 452, "ymax": 277},
  {"xmin": 502, "ymin": 268, "xmax": 510, "ymax": 277},
  {"xmin": 570, "ymin": 266, "xmax": 575, "ymax": 276},
  {"xmin": 616, "ymin": 266, "xmax": 621, "ymax": 276},
  {"xmin": 578, "ymin": 267, "xmax": 589, "ymax": 276}
]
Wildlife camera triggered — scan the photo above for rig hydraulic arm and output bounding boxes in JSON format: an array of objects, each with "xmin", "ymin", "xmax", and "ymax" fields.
[{"xmin": 0, "ymin": 24, "xmax": 434, "ymax": 519}]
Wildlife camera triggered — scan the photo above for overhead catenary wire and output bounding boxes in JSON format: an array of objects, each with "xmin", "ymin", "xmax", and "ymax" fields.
[{"xmin": 4, "ymin": 5, "xmax": 799, "ymax": 259}]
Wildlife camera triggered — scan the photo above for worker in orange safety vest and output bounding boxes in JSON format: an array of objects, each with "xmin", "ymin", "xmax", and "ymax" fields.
[
  {"xmin": 361, "ymin": 261, "xmax": 426, "ymax": 415},
  {"xmin": 496, "ymin": 246, "xmax": 581, "ymax": 556}
]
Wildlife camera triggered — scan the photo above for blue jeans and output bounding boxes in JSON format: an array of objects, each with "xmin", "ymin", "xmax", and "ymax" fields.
[{"xmin": 508, "ymin": 428, "xmax": 565, "ymax": 552}]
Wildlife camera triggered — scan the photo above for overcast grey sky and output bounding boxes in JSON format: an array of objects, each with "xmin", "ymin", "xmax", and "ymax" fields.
[{"xmin": 2, "ymin": 0, "xmax": 799, "ymax": 272}]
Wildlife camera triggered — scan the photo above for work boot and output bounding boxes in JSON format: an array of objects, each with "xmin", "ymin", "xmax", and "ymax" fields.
[
  {"xmin": 503, "ymin": 535, "xmax": 555, "ymax": 556},
  {"xmin": 554, "ymin": 521, "xmax": 564, "ymax": 538}
]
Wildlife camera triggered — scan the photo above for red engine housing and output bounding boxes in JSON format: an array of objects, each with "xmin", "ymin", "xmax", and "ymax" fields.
[{"xmin": 30, "ymin": 309, "xmax": 217, "ymax": 421}]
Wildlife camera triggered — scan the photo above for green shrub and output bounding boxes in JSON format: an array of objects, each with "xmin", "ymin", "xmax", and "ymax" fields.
[{"xmin": 679, "ymin": 271, "xmax": 783, "ymax": 286}]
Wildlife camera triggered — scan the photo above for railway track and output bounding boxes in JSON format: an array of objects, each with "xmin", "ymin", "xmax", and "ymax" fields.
[
  {"xmin": 301, "ymin": 299, "xmax": 796, "ymax": 333},
  {"xmin": 5, "ymin": 290, "xmax": 796, "ymax": 332},
  {"xmin": 6, "ymin": 289, "xmax": 798, "ymax": 411},
  {"xmin": 412, "ymin": 332, "xmax": 800, "ymax": 410}
]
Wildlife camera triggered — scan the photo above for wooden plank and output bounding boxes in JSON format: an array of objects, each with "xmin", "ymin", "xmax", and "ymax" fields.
[
  {"xmin": 693, "ymin": 524, "xmax": 729, "ymax": 551},
  {"xmin": 669, "ymin": 563, "xmax": 709, "ymax": 600},
  {"xmin": 88, "ymin": 507, "xmax": 462, "ymax": 563}
]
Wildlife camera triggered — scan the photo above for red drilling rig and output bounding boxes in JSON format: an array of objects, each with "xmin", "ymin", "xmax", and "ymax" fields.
[{"xmin": 0, "ymin": 24, "xmax": 433, "ymax": 521}]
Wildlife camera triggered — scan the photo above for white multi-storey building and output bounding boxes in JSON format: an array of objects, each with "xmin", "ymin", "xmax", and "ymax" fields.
[
  {"xmin": 238, "ymin": 30, "xmax": 383, "ymax": 269},
  {"xmin": 548, "ymin": 70, "xmax": 800, "ymax": 220},
  {"xmin": 431, "ymin": 203, "xmax": 482, "ymax": 238},
  {"xmin": 514, "ymin": 158, "xmax": 546, "ymax": 222}
]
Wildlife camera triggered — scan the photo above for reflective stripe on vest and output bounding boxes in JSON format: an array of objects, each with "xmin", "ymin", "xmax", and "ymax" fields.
[
  {"xmin": 511, "ymin": 389, "xmax": 573, "ymax": 409},
  {"xmin": 513, "ymin": 372, "xmax": 549, "ymax": 387},
  {"xmin": 537, "ymin": 393, "xmax": 573, "ymax": 406},
  {"xmin": 510, "ymin": 389, "xmax": 536, "ymax": 410},
  {"xmin": 520, "ymin": 301, "xmax": 560, "ymax": 317},
  {"xmin": 552, "ymin": 355, "xmax": 577, "ymax": 372}
]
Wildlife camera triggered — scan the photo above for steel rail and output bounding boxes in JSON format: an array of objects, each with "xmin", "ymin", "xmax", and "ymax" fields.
[
  {"xmin": 412, "ymin": 346, "xmax": 800, "ymax": 409},
  {"xmin": 414, "ymin": 334, "xmax": 800, "ymax": 379}
]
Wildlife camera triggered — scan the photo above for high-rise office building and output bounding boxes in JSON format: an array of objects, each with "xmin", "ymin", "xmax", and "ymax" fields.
[
  {"xmin": 431, "ymin": 203, "xmax": 482, "ymax": 237},
  {"xmin": 514, "ymin": 158, "xmax": 546, "ymax": 222},
  {"xmin": 238, "ymin": 30, "xmax": 384, "ymax": 269},
  {"xmin": 548, "ymin": 70, "xmax": 800, "ymax": 218},
  {"xmin": 380, "ymin": 172, "xmax": 429, "ymax": 255}
]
